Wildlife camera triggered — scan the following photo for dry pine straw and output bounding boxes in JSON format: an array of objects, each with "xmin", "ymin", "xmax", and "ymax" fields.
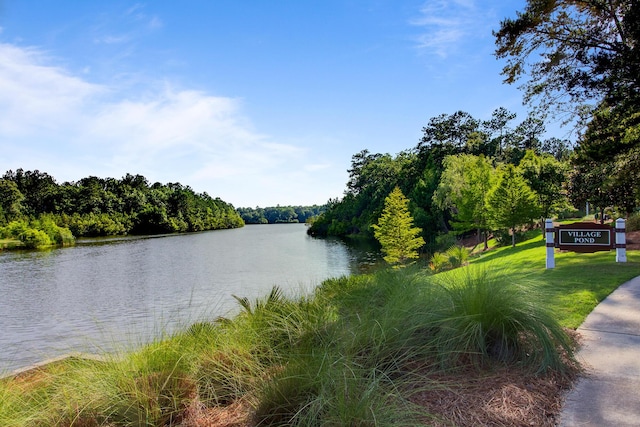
[
  {"xmin": 180, "ymin": 397, "xmax": 254, "ymax": 427},
  {"xmin": 177, "ymin": 363, "xmax": 578, "ymax": 427},
  {"xmin": 178, "ymin": 347, "xmax": 581, "ymax": 427},
  {"xmin": 407, "ymin": 362, "xmax": 579, "ymax": 427}
]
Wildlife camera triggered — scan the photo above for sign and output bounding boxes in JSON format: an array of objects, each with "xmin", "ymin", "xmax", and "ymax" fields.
[
  {"xmin": 555, "ymin": 222, "xmax": 613, "ymax": 253},
  {"xmin": 559, "ymin": 229, "xmax": 610, "ymax": 245},
  {"xmin": 546, "ymin": 218, "xmax": 626, "ymax": 269}
]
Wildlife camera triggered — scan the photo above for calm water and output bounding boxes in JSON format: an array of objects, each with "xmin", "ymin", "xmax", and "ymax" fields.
[{"xmin": 0, "ymin": 224, "xmax": 377, "ymax": 373}]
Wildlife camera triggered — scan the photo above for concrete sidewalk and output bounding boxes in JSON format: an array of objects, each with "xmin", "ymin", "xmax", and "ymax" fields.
[{"xmin": 559, "ymin": 275, "xmax": 640, "ymax": 426}]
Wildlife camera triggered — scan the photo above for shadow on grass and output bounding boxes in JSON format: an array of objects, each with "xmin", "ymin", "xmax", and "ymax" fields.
[{"xmin": 470, "ymin": 236, "xmax": 545, "ymax": 266}]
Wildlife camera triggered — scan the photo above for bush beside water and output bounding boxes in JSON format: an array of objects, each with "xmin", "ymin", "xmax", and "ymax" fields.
[{"xmin": 0, "ymin": 217, "xmax": 75, "ymax": 249}]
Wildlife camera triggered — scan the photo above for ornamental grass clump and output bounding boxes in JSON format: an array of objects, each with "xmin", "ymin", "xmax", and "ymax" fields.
[
  {"xmin": 430, "ymin": 266, "xmax": 575, "ymax": 373},
  {"xmin": 105, "ymin": 341, "xmax": 196, "ymax": 426},
  {"xmin": 334, "ymin": 268, "xmax": 439, "ymax": 371},
  {"xmin": 253, "ymin": 270, "xmax": 433, "ymax": 426},
  {"xmin": 255, "ymin": 353, "xmax": 420, "ymax": 427},
  {"xmin": 429, "ymin": 251, "xmax": 449, "ymax": 273},
  {"xmin": 445, "ymin": 245, "xmax": 469, "ymax": 268}
]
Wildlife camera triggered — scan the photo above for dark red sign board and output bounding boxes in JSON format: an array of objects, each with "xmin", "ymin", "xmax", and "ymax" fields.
[{"xmin": 555, "ymin": 222, "xmax": 614, "ymax": 253}]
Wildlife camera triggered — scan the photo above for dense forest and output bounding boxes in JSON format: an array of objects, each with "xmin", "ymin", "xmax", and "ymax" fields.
[
  {"xmin": 0, "ymin": 170, "xmax": 243, "ymax": 247},
  {"xmin": 306, "ymin": 107, "xmax": 634, "ymax": 252},
  {"xmin": 237, "ymin": 205, "xmax": 326, "ymax": 224}
]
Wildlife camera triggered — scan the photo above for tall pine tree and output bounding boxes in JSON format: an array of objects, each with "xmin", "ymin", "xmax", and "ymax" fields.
[
  {"xmin": 372, "ymin": 187, "xmax": 425, "ymax": 267},
  {"xmin": 487, "ymin": 165, "xmax": 540, "ymax": 247}
]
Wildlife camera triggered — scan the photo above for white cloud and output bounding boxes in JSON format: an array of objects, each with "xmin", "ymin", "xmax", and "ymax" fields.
[
  {"xmin": 410, "ymin": 0, "xmax": 494, "ymax": 58},
  {"xmin": 305, "ymin": 163, "xmax": 331, "ymax": 172},
  {"xmin": 94, "ymin": 35, "xmax": 131, "ymax": 45},
  {"xmin": 0, "ymin": 43, "xmax": 103, "ymax": 136},
  {"xmin": 0, "ymin": 42, "xmax": 333, "ymax": 206},
  {"xmin": 124, "ymin": 3, "xmax": 163, "ymax": 31},
  {"xmin": 148, "ymin": 16, "xmax": 163, "ymax": 30}
]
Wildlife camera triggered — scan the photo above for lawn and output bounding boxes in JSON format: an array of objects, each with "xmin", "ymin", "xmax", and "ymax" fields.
[{"xmin": 467, "ymin": 233, "xmax": 640, "ymax": 328}]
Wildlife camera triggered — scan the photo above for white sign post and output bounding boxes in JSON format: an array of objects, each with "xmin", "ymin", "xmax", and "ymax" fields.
[
  {"xmin": 545, "ymin": 219, "xmax": 555, "ymax": 269},
  {"xmin": 616, "ymin": 218, "xmax": 627, "ymax": 263}
]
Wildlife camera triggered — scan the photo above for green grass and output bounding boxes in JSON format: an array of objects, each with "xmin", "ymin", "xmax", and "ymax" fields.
[
  {"xmin": 467, "ymin": 233, "xmax": 640, "ymax": 328},
  {"xmin": 0, "ymin": 238, "xmax": 23, "ymax": 249},
  {"xmin": 1, "ymin": 234, "xmax": 639, "ymax": 425}
]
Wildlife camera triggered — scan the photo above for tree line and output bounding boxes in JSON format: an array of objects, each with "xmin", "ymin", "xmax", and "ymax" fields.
[
  {"xmin": 237, "ymin": 205, "xmax": 326, "ymax": 224},
  {"xmin": 0, "ymin": 170, "xmax": 243, "ymax": 247},
  {"xmin": 309, "ymin": 1, "xmax": 640, "ymax": 253},
  {"xmin": 307, "ymin": 109, "xmax": 572, "ymax": 251}
]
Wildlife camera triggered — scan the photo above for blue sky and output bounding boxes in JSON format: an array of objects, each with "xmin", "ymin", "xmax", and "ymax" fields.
[{"xmin": 0, "ymin": 1, "xmax": 546, "ymax": 208}]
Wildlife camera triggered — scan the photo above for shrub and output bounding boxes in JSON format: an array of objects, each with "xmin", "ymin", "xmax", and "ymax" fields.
[
  {"xmin": 430, "ymin": 267, "xmax": 575, "ymax": 373},
  {"xmin": 626, "ymin": 213, "xmax": 640, "ymax": 231},
  {"xmin": 35, "ymin": 216, "xmax": 75, "ymax": 246},
  {"xmin": 445, "ymin": 245, "xmax": 470, "ymax": 268},
  {"xmin": 429, "ymin": 251, "xmax": 449, "ymax": 273},
  {"xmin": 493, "ymin": 228, "xmax": 530, "ymax": 246},
  {"xmin": 434, "ymin": 232, "xmax": 457, "ymax": 252},
  {"xmin": 554, "ymin": 205, "xmax": 583, "ymax": 220},
  {"xmin": 1, "ymin": 220, "xmax": 29, "ymax": 239},
  {"xmin": 19, "ymin": 229, "xmax": 52, "ymax": 249}
]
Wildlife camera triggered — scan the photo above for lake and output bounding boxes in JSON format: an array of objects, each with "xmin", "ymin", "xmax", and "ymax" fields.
[{"xmin": 0, "ymin": 224, "xmax": 378, "ymax": 373}]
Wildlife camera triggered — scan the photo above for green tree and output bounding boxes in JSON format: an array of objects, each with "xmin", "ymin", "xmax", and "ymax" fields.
[
  {"xmin": 418, "ymin": 111, "xmax": 481, "ymax": 153},
  {"xmin": 433, "ymin": 154, "xmax": 496, "ymax": 250},
  {"xmin": 571, "ymin": 102, "xmax": 640, "ymax": 215},
  {"xmin": 518, "ymin": 150, "xmax": 569, "ymax": 221},
  {"xmin": 567, "ymin": 161, "xmax": 612, "ymax": 221},
  {"xmin": 495, "ymin": 0, "xmax": 639, "ymax": 121},
  {"xmin": 372, "ymin": 187, "xmax": 425, "ymax": 267},
  {"xmin": 487, "ymin": 165, "xmax": 540, "ymax": 247},
  {"xmin": 496, "ymin": 1, "xmax": 639, "ymax": 210},
  {"xmin": 482, "ymin": 107, "xmax": 517, "ymax": 160},
  {"xmin": 3, "ymin": 169, "xmax": 58, "ymax": 215},
  {"xmin": 0, "ymin": 179, "xmax": 24, "ymax": 223}
]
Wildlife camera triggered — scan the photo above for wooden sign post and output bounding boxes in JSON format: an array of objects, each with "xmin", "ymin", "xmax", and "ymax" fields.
[{"xmin": 545, "ymin": 219, "xmax": 626, "ymax": 269}]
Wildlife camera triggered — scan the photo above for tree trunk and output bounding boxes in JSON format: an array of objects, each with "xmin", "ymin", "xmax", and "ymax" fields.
[{"xmin": 511, "ymin": 227, "xmax": 516, "ymax": 247}]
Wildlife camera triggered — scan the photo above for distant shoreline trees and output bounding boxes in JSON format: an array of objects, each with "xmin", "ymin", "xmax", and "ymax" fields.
[
  {"xmin": 237, "ymin": 205, "xmax": 326, "ymax": 225},
  {"xmin": 0, "ymin": 170, "xmax": 243, "ymax": 247}
]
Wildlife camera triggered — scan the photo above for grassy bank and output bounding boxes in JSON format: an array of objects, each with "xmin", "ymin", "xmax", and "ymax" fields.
[
  {"xmin": 467, "ymin": 234, "xmax": 640, "ymax": 328},
  {"xmin": 0, "ymin": 238, "xmax": 23, "ymax": 250},
  {"xmin": 1, "ymin": 235, "xmax": 639, "ymax": 426}
]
